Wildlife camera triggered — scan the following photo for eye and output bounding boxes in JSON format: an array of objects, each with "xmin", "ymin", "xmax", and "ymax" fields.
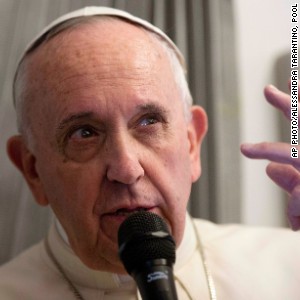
[
  {"xmin": 58, "ymin": 123, "xmax": 103, "ymax": 162},
  {"xmin": 139, "ymin": 115, "xmax": 160, "ymax": 127},
  {"xmin": 69, "ymin": 126, "xmax": 97, "ymax": 140}
]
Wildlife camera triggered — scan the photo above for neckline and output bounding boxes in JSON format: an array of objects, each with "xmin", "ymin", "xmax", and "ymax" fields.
[{"xmin": 45, "ymin": 214, "xmax": 217, "ymax": 299}]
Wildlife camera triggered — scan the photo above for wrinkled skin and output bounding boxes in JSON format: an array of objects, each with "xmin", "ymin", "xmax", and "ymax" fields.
[
  {"xmin": 7, "ymin": 20, "xmax": 207, "ymax": 273},
  {"xmin": 241, "ymin": 82, "xmax": 300, "ymax": 230}
]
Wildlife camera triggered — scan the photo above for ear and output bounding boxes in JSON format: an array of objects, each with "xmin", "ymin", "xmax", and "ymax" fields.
[
  {"xmin": 7, "ymin": 135, "xmax": 49, "ymax": 206},
  {"xmin": 187, "ymin": 106, "xmax": 208, "ymax": 182}
]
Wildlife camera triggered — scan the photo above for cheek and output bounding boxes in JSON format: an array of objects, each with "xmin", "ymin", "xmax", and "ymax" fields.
[
  {"xmin": 163, "ymin": 148, "xmax": 192, "ymax": 210},
  {"xmin": 151, "ymin": 134, "xmax": 192, "ymax": 244},
  {"xmin": 41, "ymin": 161, "xmax": 105, "ymax": 255},
  {"xmin": 36, "ymin": 153, "xmax": 102, "ymax": 220},
  {"xmin": 163, "ymin": 129, "xmax": 192, "ymax": 186}
]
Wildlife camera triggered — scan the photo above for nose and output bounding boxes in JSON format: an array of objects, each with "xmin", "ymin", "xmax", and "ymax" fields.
[{"xmin": 105, "ymin": 133, "xmax": 144, "ymax": 185}]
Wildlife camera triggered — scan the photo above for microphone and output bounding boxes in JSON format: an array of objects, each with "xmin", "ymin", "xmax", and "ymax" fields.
[{"xmin": 118, "ymin": 211, "xmax": 178, "ymax": 300}]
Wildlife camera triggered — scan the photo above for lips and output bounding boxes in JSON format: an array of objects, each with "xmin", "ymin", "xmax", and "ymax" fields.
[
  {"xmin": 114, "ymin": 207, "xmax": 148, "ymax": 216},
  {"xmin": 103, "ymin": 206, "xmax": 157, "ymax": 219},
  {"xmin": 100, "ymin": 206, "xmax": 161, "ymax": 241}
]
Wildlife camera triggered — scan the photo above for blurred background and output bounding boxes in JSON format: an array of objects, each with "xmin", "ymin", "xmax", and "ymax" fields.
[{"xmin": 0, "ymin": 0, "xmax": 292, "ymax": 265}]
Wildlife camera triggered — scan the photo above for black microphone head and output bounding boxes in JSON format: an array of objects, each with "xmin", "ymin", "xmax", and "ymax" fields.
[{"xmin": 118, "ymin": 211, "xmax": 176, "ymax": 275}]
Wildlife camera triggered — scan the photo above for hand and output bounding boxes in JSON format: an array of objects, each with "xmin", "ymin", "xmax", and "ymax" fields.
[{"xmin": 241, "ymin": 83, "xmax": 300, "ymax": 230}]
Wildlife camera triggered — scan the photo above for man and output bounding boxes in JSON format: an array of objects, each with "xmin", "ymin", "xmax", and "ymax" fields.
[{"xmin": 0, "ymin": 6, "xmax": 299, "ymax": 300}]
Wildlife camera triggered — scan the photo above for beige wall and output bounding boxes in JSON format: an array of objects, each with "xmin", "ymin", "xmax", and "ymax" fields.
[{"xmin": 233, "ymin": 0, "xmax": 292, "ymax": 227}]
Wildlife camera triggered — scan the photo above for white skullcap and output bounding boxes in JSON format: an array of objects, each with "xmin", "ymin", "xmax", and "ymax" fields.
[{"xmin": 18, "ymin": 6, "xmax": 185, "ymax": 70}]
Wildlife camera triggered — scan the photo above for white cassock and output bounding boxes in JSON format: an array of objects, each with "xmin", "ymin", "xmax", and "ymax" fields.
[{"xmin": 0, "ymin": 213, "xmax": 299, "ymax": 299}]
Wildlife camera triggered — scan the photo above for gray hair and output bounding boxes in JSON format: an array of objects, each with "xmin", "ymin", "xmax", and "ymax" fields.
[{"xmin": 14, "ymin": 16, "xmax": 193, "ymax": 145}]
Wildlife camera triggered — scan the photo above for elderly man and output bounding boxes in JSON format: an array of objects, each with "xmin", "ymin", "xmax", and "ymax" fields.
[{"xmin": 0, "ymin": 6, "xmax": 300, "ymax": 300}]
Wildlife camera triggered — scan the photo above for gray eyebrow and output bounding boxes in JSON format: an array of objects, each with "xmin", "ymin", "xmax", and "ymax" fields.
[
  {"xmin": 56, "ymin": 102, "xmax": 169, "ymax": 132},
  {"xmin": 136, "ymin": 103, "xmax": 169, "ymax": 115},
  {"xmin": 57, "ymin": 111, "xmax": 94, "ymax": 131}
]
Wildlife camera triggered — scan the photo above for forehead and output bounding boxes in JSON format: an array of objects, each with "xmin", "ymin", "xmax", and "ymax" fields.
[
  {"xmin": 21, "ymin": 19, "xmax": 183, "ymax": 131},
  {"xmin": 22, "ymin": 19, "xmax": 178, "ymax": 98},
  {"xmin": 27, "ymin": 18, "xmax": 170, "ymax": 77}
]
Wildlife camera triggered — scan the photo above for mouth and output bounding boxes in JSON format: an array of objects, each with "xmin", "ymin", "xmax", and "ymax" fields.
[
  {"xmin": 114, "ymin": 207, "xmax": 148, "ymax": 216},
  {"xmin": 103, "ymin": 206, "xmax": 156, "ymax": 220},
  {"xmin": 100, "ymin": 206, "xmax": 162, "ymax": 242}
]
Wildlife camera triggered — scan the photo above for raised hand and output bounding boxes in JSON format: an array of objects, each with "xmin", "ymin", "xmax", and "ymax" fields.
[{"xmin": 241, "ymin": 83, "xmax": 300, "ymax": 230}]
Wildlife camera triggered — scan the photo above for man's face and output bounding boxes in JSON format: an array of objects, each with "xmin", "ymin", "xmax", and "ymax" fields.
[{"xmin": 21, "ymin": 20, "xmax": 206, "ymax": 272}]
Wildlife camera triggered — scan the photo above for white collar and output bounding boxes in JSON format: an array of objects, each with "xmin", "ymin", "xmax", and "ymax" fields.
[{"xmin": 50, "ymin": 212, "xmax": 197, "ymax": 290}]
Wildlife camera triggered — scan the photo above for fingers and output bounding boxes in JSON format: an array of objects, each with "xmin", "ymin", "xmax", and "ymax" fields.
[
  {"xmin": 288, "ymin": 186, "xmax": 300, "ymax": 231},
  {"xmin": 242, "ymin": 81, "xmax": 300, "ymax": 231},
  {"xmin": 241, "ymin": 142, "xmax": 300, "ymax": 171},
  {"xmin": 264, "ymin": 85, "xmax": 292, "ymax": 120},
  {"xmin": 265, "ymin": 162, "xmax": 300, "ymax": 194},
  {"xmin": 265, "ymin": 162, "xmax": 300, "ymax": 231}
]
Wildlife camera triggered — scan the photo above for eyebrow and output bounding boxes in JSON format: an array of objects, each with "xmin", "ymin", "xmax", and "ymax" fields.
[
  {"xmin": 57, "ymin": 111, "xmax": 94, "ymax": 131},
  {"xmin": 136, "ymin": 103, "xmax": 169, "ymax": 116},
  {"xmin": 56, "ymin": 102, "xmax": 169, "ymax": 132}
]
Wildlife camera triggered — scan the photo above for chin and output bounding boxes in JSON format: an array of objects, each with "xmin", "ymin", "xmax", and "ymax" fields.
[
  {"xmin": 77, "ymin": 245, "xmax": 126, "ymax": 274},
  {"xmin": 94, "ymin": 259, "xmax": 127, "ymax": 274}
]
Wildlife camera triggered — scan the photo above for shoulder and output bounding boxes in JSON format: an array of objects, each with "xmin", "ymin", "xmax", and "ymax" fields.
[
  {"xmin": 192, "ymin": 217, "xmax": 300, "ymax": 249},
  {"xmin": 0, "ymin": 240, "xmax": 61, "ymax": 298},
  {"xmin": 191, "ymin": 218, "xmax": 300, "ymax": 298}
]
